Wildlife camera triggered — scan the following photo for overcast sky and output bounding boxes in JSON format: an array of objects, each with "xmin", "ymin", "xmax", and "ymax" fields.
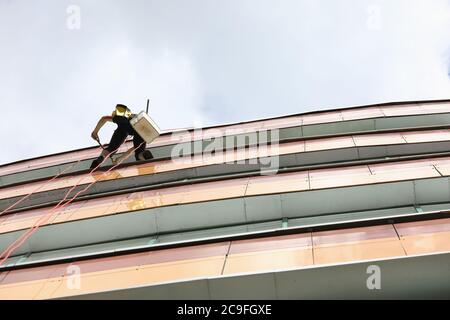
[{"xmin": 1, "ymin": 0, "xmax": 450, "ymax": 165}]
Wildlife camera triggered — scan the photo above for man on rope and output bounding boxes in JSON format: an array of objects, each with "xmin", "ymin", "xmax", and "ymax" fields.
[{"xmin": 90, "ymin": 104, "xmax": 153, "ymax": 169}]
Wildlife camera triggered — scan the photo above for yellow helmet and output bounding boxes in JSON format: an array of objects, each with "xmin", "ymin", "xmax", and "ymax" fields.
[{"xmin": 112, "ymin": 104, "xmax": 132, "ymax": 118}]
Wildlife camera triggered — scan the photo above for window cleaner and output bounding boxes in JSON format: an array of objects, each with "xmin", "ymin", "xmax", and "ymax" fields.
[{"xmin": 90, "ymin": 103, "xmax": 161, "ymax": 169}]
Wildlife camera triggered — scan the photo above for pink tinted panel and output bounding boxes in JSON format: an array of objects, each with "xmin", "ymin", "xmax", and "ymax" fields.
[
  {"xmin": 261, "ymin": 116, "xmax": 302, "ymax": 130},
  {"xmin": 340, "ymin": 107, "xmax": 384, "ymax": 121},
  {"xmin": 368, "ymin": 159, "xmax": 434, "ymax": 174},
  {"xmin": 309, "ymin": 165, "xmax": 370, "ymax": 180},
  {"xmin": 395, "ymin": 218, "xmax": 450, "ymax": 237},
  {"xmin": 309, "ymin": 165, "xmax": 372, "ymax": 189},
  {"xmin": 1, "ymin": 264, "xmax": 67, "ymax": 285},
  {"xmin": 223, "ymin": 248, "xmax": 313, "ymax": 275},
  {"xmin": 0, "ymin": 172, "xmax": 98, "ymax": 200},
  {"xmin": 368, "ymin": 159, "xmax": 439, "ymax": 182},
  {"xmin": 1, "ymin": 186, "xmax": 186, "ymax": 234},
  {"xmin": 229, "ymin": 233, "xmax": 311, "ymax": 254},
  {"xmin": 352, "ymin": 132, "xmax": 405, "ymax": 146},
  {"xmin": 400, "ymin": 231, "xmax": 450, "ymax": 255},
  {"xmin": 144, "ymin": 242, "xmax": 230, "ymax": 265},
  {"xmin": 75, "ymin": 252, "xmax": 150, "ymax": 274},
  {"xmin": 0, "ymin": 272, "xmax": 8, "ymax": 283},
  {"xmin": 305, "ymin": 136, "xmax": 354, "ymax": 152},
  {"xmin": 302, "ymin": 112, "xmax": 343, "ymax": 125},
  {"xmin": 402, "ymin": 130, "xmax": 450, "ymax": 143},
  {"xmin": 0, "ymin": 202, "xmax": 89, "ymax": 234},
  {"xmin": 431, "ymin": 157, "xmax": 450, "ymax": 176},
  {"xmin": 419, "ymin": 102, "xmax": 450, "ymax": 113},
  {"xmin": 246, "ymin": 171, "xmax": 309, "ymax": 196},
  {"xmin": 0, "ymin": 215, "xmax": 42, "ymax": 234},
  {"xmin": 381, "ymin": 105, "xmax": 424, "ymax": 116},
  {"xmin": 0, "ymin": 216, "xmax": 8, "ymax": 225},
  {"xmin": 277, "ymin": 141, "xmax": 305, "ymax": 154},
  {"xmin": 313, "ymin": 225, "xmax": 398, "ymax": 246},
  {"xmin": 58, "ymin": 194, "xmax": 131, "ymax": 222},
  {"xmin": 314, "ymin": 240, "xmax": 406, "ymax": 265},
  {"xmin": 1, "ymin": 207, "xmax": 49, "ymax": 224},
  {"xmin": 183, "ymin": 178, "xmax": 248, "ymax": 203}
]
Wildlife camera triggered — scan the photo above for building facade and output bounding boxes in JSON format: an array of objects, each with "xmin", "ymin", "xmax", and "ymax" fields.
[{"xmin": 1, "ymin": 100, "xmax": 450, "ymax": 299}]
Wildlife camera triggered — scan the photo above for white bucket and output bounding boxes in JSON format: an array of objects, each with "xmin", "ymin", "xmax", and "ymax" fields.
[{"xmin": 130, "ymin": 111, "xmax": 161, "ymax": 143}]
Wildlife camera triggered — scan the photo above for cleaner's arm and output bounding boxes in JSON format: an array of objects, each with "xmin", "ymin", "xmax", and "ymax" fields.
[{"xmin": 91, "ymin": 116, "xmax": 113, "ymax": 141}]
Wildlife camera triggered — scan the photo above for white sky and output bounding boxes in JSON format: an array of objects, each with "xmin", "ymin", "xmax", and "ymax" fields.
[{"xmin": 1, "ymin": 0, "xmax": 449, "ymax": 165}]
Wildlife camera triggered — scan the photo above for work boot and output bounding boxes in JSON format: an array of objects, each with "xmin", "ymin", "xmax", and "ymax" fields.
[
  {"xmin": 142, "ymin": 150, "xmax": 153, "ymax": 160},
  {"xmin": 136, "ymin": 150, "xmax": 153, "ymax": 161},
  {"xmin": 90, "ymin": 155, "xmax": 104, "ymax": 170}
]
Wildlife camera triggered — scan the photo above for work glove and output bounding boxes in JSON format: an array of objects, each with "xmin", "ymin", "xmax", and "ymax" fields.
[{"xmin": 91, "ymin": 131, "xmax": 99, "ymax": 142}]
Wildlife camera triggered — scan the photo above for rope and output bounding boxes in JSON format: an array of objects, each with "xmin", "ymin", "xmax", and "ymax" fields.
[
  {"xmin": 0, "ymin": 142, "xmax": 144, "ymax": 267},
  {"xmin": 0, "ymin": 142, "xmax": 122, "ymax": 263},
  {"xmin": 0, "ymin": 157, "xmax": 88, "ymax": 217}
]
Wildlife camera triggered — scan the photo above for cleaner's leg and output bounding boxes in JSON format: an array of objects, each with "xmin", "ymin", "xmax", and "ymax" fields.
[
  {"xmin": 133, "ymin": 133, "xmax": 152, "ymax": 161},
  {"xmin": 90, "ymin": 128, "xmax": 127, "ymax": 169}
]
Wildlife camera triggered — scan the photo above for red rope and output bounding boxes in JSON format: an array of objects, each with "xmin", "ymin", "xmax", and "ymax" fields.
[
  {"xmin": 0, "ymin": 143, "xmax": 122, "ymax": 263},
  {"xmin": 0, "ymin": 142, "xmax": 144, "ymax": 266},
  {"xmin": 0, "ymin": 157, "xmax": 88, "ymax": 217}
]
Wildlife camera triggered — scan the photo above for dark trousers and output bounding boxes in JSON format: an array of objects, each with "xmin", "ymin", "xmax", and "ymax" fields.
[{"xmin": 106, "ymin": 116, "xmax": 146, "ymax": 160}]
